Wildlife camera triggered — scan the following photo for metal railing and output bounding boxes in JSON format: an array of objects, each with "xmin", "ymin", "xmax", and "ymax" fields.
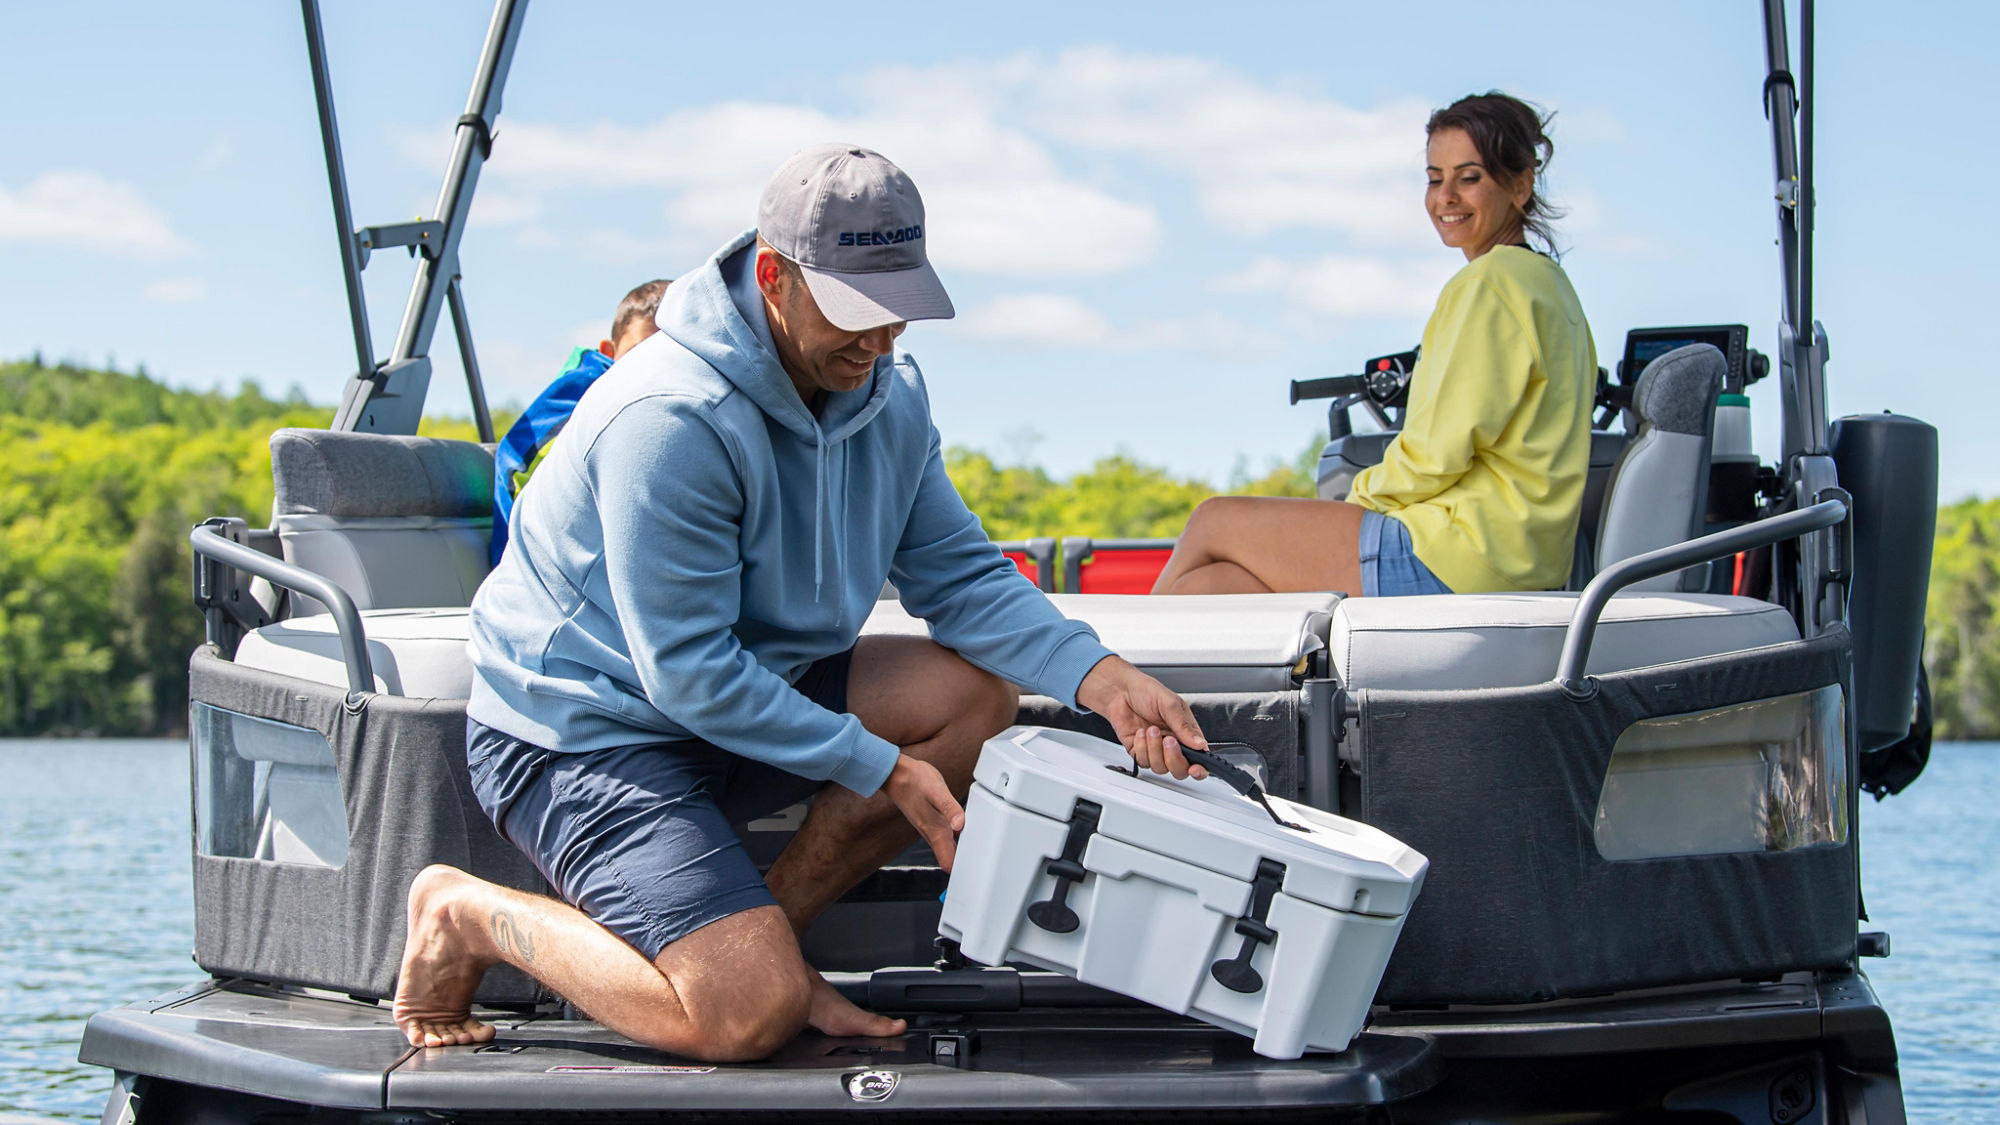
[
  {"xmin": 1554, "ymin": 497, "xmax": 1848, "ymax": 699},
  {"xmin": 190, "ymin": 523, "xmax": 375, "ymax": 697}
]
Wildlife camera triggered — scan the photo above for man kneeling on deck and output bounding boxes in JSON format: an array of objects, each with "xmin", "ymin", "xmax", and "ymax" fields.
[{"xmin": 394, "ymin": 144, "xmax": 1208, "ymax": 1060}]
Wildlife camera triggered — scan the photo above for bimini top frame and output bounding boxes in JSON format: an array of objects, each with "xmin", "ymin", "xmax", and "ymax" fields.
[{"xmin": 303, "ymin": 0, "xmax": 528, "ymax": 442}]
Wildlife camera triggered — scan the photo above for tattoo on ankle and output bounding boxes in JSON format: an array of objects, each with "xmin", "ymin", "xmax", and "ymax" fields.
[{"xmin": 490, "ymin": 909, "xmax": 536, "ymax": 963}]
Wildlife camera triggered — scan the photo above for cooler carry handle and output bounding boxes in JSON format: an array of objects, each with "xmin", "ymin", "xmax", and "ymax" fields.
[{"xmin": 1116, "ymin": 744, "xmax": 1305, "ymax": 831}]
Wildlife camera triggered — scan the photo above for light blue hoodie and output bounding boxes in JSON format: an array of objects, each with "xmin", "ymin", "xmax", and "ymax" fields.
[{"xmin": 467, "ymin": 230, "xmax": 1112, "ymax": 797}]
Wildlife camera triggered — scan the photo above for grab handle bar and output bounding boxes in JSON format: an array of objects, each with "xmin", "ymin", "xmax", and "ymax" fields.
[
  {"xmin": 190, "ymin": 523, "xmax": 375, "ymax": 697},
  {"xmin": 1554, "ymin": 497, "xmax": 1848, "ymax": 700}
]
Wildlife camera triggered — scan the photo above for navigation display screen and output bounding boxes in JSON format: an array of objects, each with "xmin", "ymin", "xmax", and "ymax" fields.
[{"xmin": 1621, "ymin": 324, "xmax": 1748, "ymax": 387}]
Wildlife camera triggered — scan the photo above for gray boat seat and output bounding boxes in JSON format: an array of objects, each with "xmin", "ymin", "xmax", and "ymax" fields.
[
  {"xmin": 1329, "ymin": 591, "xmax": 1798, "ymax": 692},
  {"xmin": 269, "ymin": 428, "xmax": 494, "ymax": 613},
  {"xmin": 863, "ymin": 593, "xmax": 1341, "ymax": 694},
  {"xmin": 236, "ymin": 607, "xmax": 477, "ymax": 698},
  {"xmin": 1588, "ymin": 343, "xmax": 1725, "ymax": 591},
  {"xmin": 228, "ymin": 588, "xmax": 1798, "ymax": 706}
]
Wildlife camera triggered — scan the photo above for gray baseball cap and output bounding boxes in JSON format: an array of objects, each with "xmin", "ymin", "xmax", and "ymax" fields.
[{"xmin": 757, "ymin": 144, "xmax": 955, "ymax": 332}]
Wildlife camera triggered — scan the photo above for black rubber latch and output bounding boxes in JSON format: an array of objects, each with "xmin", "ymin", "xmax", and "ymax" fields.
[
  {"xmin": 1210, "ymin": 859, "xmax": 1287, "ymax": 994},
  {"xmin": 1026, "ymin": 799, "xmax": 1101, "ymax": 934}
]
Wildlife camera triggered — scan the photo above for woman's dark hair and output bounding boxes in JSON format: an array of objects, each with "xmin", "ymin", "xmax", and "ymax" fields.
[{"xmin": 1426, "ymin": 92, "xmax": 1562, "ymax": 254}]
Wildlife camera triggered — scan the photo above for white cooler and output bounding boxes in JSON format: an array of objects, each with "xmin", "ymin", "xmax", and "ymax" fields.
[{"xmin": 939, "ymin": 726, "xmax": 1428, "ymax": 1059}]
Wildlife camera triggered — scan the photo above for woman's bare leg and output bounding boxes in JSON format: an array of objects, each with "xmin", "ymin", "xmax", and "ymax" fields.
[{"xmin": 1152, "ymin": 497, "xmax": 1369, "ymax": 596}]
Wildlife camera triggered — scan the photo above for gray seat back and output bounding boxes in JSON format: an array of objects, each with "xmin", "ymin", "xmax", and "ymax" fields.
[
  {"xmin": 269, "ymin": 428, "xmax": 494, "ymax": 613},
  {"xmin": 1591, "ymin": 344, "xmax": 1724, "ymax": 592}
]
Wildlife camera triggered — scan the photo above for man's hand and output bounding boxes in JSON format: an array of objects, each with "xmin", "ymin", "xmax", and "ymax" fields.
[
  {"xmin": 1076, "ymin": 655, "xmax": 1209, "ymax": 779},
  {"xmin": 882, "ymin": 754, "xmax": 966, "ymax": 872}
]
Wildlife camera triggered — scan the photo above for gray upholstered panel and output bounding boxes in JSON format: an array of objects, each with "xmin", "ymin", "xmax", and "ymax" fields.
[
  {"xmin": 1633, "ymin": 344, "xmax": 1725, "ymax": 437},
  {"xmin": 271, "ymin": 428, "xmax": 495, "ymax": 518},
  {"xmin": 1330, "ymin": 592, "xmax": 1798, "ymax": 691},
  {"xmin": 1593, "ymin": 344, "xmax": 1723, "ymax": 590},
  {"xmin": 190, "ymin": 647, "xmax": 552, "ymax": 1003}
]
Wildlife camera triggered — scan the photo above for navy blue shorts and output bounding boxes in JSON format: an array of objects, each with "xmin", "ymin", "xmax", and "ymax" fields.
[{"xmin": 466, "ymin": 648, "xmax": 852, "ymax": 961}]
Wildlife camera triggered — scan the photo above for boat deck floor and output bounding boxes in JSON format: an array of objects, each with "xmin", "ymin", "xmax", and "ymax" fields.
[{"xmin": 79, "ymin": 971, "xmax": 1889, "ymax": 1119}]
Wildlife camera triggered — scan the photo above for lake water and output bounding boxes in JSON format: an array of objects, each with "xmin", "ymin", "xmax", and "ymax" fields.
[{"xmin": 1, "ymin": 738, "xmax": 1994, "ymax": 1122}]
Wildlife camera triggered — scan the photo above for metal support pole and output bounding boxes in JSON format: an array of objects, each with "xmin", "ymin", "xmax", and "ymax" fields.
[
  {"xmin": 300, "ymin": 0, "xmax": 374, "ymax": 385},
  {"xmin": 1800, "ymin": 0, "xmax": 1815, "ymax": 337},
  {"xmin": 389, "ymin": 0, "xmax": 528, "ymax": 370},
  {"xmin": 447, "ymin": 275, "xmax": 496, "ymax": 443}
]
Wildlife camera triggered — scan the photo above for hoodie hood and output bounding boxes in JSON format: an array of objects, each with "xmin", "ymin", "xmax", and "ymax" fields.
[
  {"xmin": 655, "ymin": 229, "xmax": 896, "ymax": 606},
  {"xmin": 658, "ymin": 229, "xmax": 893, "ymax": 445}
]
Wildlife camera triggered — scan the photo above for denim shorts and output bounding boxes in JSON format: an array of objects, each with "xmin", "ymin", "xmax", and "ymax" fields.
[
  {"xmin": 1359, "ymin": 509, "xmax": 1453, "ymax": 597},
  {"xmin": 466, "ymin": 648, "xmax": 852, "ymax": 961}
]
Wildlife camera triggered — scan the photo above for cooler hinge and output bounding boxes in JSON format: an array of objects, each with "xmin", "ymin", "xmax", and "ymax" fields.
[
  {"xmin": 1025, "ymin": 798, "xmax": 1101, "ymax": 934},
  {"xmin": 1211, "ymin": 858, "xmax": 1287, "ymax": 994}
]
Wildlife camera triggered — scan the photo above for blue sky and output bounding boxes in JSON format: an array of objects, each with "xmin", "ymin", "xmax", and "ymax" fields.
[{"xmin": 3, "ymin": 1, "xmax": 1994, "ymax": 498}]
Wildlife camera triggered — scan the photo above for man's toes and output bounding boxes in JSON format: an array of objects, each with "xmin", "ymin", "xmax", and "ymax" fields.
[
  {"xmin": 857, "ymin": 1012, "xmax": 906, "ymax": 1037},
  {"xmin": 409, "ymin": 1017, "xmax": 492, "ymax": 1049}
]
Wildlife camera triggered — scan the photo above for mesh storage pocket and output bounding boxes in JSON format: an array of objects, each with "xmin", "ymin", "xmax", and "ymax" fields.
[
  {"xmin": 194, "ymin": 703, "xmax": 350, "ymax": 868},
  {"xmin": 1594, "ymin": 685, "xmax": 1848, "ymax": 861},
  {"xmin": 1357, "ymin": 626, "xmax": 1858, "ymax": 1004}
]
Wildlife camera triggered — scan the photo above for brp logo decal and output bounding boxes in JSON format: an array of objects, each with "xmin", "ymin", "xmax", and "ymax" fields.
[{"xmin": 845, "ymin": 1068, "xmax": 901, "ymax": 1103}]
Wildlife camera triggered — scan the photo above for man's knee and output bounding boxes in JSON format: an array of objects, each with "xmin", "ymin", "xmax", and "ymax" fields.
[
  {"xmin": 693, "ymin": 971, "xmax": 811, "ymax": 1061},
  {"xmin": 965, "ymin": 666, "xmax": 1020, "ymax": 737}
]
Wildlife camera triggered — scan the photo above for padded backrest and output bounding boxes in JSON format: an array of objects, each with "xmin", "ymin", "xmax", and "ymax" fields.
[
  {"xmin": 269, "ymin": 429, "xmax": 495, "ymax": 612},
  {"xmin": 1593, "ymin": 344, "xmax": 1724, "ymax": 592}
]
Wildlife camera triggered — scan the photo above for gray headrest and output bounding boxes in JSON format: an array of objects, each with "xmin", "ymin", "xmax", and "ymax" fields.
[
  {"xmin": 1633, "ymin": 344, "xmax": 1725, "ymax": 437},
  {"xmin": 271, "ymin": 428, "xmax": 494, "ymax": 518}
]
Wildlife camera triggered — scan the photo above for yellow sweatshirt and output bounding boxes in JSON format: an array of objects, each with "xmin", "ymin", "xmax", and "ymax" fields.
[{"xmin": 1350, "ymin": 246, "xmax": 1595, "ymax": 593}]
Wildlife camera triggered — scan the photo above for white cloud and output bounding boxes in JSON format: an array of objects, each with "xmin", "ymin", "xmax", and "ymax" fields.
[
  {"xmin": 466, "ymin": 101, "xmax": 1160, "ymax": 276},
  {"xmin": 960, "ymin": 291, "xmax": 1276, "ymax": 358},
  {"xmin": 421, "ymin": 50, "xmax": 1616, "ymax": 286},
  {"xmin": 865, "ymin": 50, "xmax": 1436, "ymax": 243},
  {"xmin": 0, "ymin": 171, "xmax": 191, "ymax": 259},
  {"xmin": 962, "ymin": 294, "xmax": 1119, "ymax": 349},
  {"xmin": 1556, "ymin": 187, "xmax": 1667, "ymax": 258},
  {"xmin": 1220, "ymin": 254, "xmax": 1457, "ymax": 320},
  {"xmin": 141, "ymin": 277, "xmax": 207, "ymax": 304},
  {"xmin": 470, "ymin": 188, "xmax": 541, "ymax": 228}
]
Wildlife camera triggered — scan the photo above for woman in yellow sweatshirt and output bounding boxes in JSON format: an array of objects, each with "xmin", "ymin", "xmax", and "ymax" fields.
[{"xmin": 1152, "ymin": 92, "xmax": 1595, "ymax": 597}]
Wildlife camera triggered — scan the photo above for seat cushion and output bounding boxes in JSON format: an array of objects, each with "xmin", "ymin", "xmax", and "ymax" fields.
[
  {"xmin": 269, "ymin": 428, "xmax": 496, "ymax": 611},
  {"xmin": 277, "ymin": 514, "xmax": 491, "ymax": 612},
  {"xmin": 1330, "ymin": 591, "xmax": 1799, "ymax": 692},
  {"xmin": 865, "ymin": 593, "xmax": 1338, "ymax": 693},
  {"xmin": 235, "ymin": 607, "xmax": 475, "ymax": 698}
]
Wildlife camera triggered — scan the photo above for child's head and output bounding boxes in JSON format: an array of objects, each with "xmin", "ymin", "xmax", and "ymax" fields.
[{"xmin": 602, "ymin": 279, "xmax": 671, "ymax": 358}]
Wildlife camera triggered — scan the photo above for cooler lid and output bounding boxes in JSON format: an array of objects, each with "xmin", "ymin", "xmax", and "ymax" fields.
[{"xmin": 972, "ymin": 726, "xmax": 1426, "ymax": 917}]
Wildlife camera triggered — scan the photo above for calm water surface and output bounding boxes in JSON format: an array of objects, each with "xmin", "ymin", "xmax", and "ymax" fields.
[{"xmin": 2, "ymin": 738, "xmax": 1995, "ymax": 1122}]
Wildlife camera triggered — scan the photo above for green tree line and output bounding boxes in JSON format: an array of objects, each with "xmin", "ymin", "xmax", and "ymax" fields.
[{"xmin": 0, "ymin": 357, "xmax": 1990, "ymax": 739}]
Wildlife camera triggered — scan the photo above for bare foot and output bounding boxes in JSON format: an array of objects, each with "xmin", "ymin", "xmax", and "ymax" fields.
[
  {"xmin": 806, "ymin": 973, "xmax": 906, "ymax": 1038},
  {"xmin": 392, "ymin": 865, "xmax": 500, "ymax": 1049}
]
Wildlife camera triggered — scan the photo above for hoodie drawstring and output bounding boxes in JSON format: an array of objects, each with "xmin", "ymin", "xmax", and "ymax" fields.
[{"xmin": 812, "ymin": 432, "xmax": 827, "ymax": 603}]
